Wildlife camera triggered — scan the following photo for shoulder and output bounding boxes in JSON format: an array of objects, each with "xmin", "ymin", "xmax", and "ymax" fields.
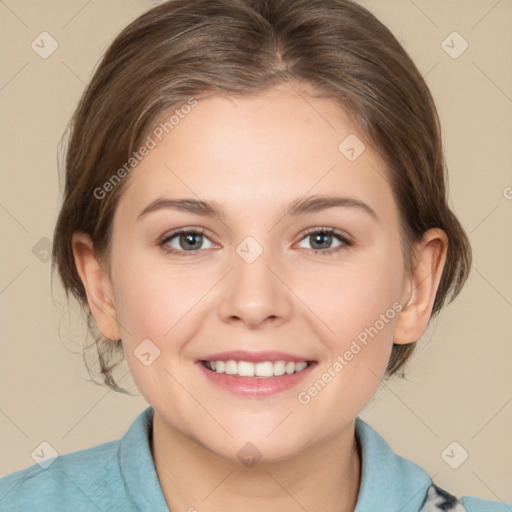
[
  {"xmin": 460, "ymin": 493, "xmax": 512, "ymax": 512},
  {"xmin": 0, "ymin": 407, "xmax": 161, "ymax": 512},
  {"xmin": 354, "ymin": 417, "xmax": 511, "ymax": 512},
  {"xmin": 420, "ymin": 483, "xmax": 512, "ymax": 512},
  {"xmin": 0, "ymin": 439, "xmax": 127, "ymax": 512}
]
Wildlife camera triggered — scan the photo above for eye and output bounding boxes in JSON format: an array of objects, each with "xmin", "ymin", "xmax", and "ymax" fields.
[
  {"xmin": 159, "ymin": 226, "xmax": 353, "ymax": 257},
  {"xmin": 160, "ymin": 228, "xmax": 214, "ymax": 256},
  {"xmin": 296, "ymin": 228, "xmax": 353, "ymax": 255}
]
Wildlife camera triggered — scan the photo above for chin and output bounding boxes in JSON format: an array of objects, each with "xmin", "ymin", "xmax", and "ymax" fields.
[{"xmin": 212, "ymin": 439, "xmax": 307, "ymax": 467}]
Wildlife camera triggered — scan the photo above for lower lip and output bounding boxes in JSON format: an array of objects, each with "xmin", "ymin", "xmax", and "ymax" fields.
[{"xmin": 197, "ymin": 362, "xmax": 316, "ymax": 397}]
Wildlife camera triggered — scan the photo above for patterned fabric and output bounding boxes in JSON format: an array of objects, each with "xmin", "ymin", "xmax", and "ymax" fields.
[{"xmin": 420, "ymin": 483, "xmax": 467, "ymax": 511}]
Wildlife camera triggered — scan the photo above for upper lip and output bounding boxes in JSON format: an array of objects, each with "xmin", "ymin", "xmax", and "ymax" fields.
[{"xmin": 198, "ymin": 350, "xmax": 316, "ymax": 364}]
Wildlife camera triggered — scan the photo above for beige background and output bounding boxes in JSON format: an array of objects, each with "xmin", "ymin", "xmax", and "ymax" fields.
[{"xmin": 1, "ymin": 0, "xmax": 511, "ymax": 504}]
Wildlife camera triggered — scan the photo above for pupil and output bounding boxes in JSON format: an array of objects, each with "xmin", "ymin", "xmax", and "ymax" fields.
[
  {"xmin": 181, "ymin": 233, "xmax": 201, "ymax": 250},
  {"xmin": 312, "ymin": 233, "xmax": 331, "ymax": 249}
]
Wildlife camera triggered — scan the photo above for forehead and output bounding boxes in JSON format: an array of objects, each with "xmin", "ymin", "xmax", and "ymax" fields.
[{"xmin": 117, "ymin": 84, "xmax": 398, "ymax": 225}]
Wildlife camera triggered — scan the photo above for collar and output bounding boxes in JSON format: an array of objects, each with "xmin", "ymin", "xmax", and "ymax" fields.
[
  {"xmin": 118, "ymin": 407, "xmax": 169, "ymax": 511},
  {"xmin": 118, "ymin": 407, "xmax": 432, "ymax": 512},
  {"xmin": 354, "ymin": 417, "xmax": 432, "ymax": 511}
]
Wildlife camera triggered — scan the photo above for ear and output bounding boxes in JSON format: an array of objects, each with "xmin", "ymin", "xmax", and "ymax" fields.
[
  {"xmin": 71, "ymin": 232, "xmax": 121, "ymax": 341},
  {"xmin": 393, "ymin": 228, "xmax": 448, "ymax": 345}
]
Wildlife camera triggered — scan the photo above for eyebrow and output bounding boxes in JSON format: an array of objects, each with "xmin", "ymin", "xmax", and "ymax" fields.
[{"xmin": 137, "ymin": 195, "xmax": 378, "ymax": 222}]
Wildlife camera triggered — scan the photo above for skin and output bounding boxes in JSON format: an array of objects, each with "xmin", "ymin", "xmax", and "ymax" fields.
[{"xmin": 72, "ymin": 82, "xmax": 448, "ymax": 512}]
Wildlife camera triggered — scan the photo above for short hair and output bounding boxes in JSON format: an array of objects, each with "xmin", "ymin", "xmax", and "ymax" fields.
[{"xmin": 52, "ymin": 0, "xmax": 472, "ymax": 392}]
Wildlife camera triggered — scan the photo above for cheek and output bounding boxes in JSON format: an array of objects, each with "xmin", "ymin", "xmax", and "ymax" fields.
[
  {"xmin": 110, "ymin": 253, "xmax": 218, "ymax": 395},
  {"xmin": 303, "ymin": 255, "xmax": 402, "ymax": 343},
  {"xmin": 111, "ymin": 251, "xmax": 208, "ymax": 340},
  {"xmin": 293, "ymin": 267, "xmax": 399, "ymax": 424},
  {"xmin": 299, "ymin": 249, "xmax": 403, "ymax": 401}
]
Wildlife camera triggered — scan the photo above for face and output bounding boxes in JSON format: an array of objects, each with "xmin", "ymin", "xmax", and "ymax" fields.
[{"xmin": 104, "ymin": 83, "xmax": 411, "ymax": 461}]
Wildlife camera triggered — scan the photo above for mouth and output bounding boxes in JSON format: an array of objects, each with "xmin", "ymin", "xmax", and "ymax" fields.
[
  {"xmin": 196, "ymin": 351, "xmax": 317, "ymax": 397},
  {"xmin": 200, "ymin": 359, "xmax": 314, "ymax": 378}
]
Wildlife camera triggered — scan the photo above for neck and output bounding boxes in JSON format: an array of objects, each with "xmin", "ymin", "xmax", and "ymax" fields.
[{"xmin": 151, "ymin": 413, "xmax": 362, "ymax": 512}]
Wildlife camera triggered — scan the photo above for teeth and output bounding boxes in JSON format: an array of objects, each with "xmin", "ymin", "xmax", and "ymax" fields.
[
  {"xmin": 255, "ymin": 361, "xmax": 273, "ymax": 377},
  {"xmin": 273, "ymin": 360, "xmax": 286, "ymax": 376},
  {"xmin": 204, "ymin": 359, "xmax": 309, "ymax": 378},
  {"xmin": 295, "ymin": 362, "xmax": 307, "ymax": 372},
  {"xmin": 238, "ymin": 361, "xmax": 255, "ymax": 377},
  {"xmin": 225, "ymin": 360, "xmax": 237, "ymax": 375}
]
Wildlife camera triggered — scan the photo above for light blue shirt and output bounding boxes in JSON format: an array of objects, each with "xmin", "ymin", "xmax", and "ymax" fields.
[{"xmin": 0, "ymin": 407, "xmax": 509, "ymax": 511}]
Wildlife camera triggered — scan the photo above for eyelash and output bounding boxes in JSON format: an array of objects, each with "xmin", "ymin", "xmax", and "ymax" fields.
[{"xmin": 159, "ymin": 227, "xmax": 354, "ymax": 257}]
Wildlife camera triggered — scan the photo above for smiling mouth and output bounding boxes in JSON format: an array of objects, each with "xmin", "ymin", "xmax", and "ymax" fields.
[{"xmin": 201, "ymin": 360, "xmax": 314, "ymax": 378}]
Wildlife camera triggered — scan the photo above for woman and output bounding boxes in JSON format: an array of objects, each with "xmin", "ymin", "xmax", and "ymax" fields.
[{"xmin": 1, "ymin": 0, "xmax": 508, "ymax": 510}]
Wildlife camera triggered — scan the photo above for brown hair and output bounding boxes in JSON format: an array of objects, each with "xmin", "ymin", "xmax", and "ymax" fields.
[{"xmin": 52, "ymin": 0, "xmax": 472, "ymax": 392}]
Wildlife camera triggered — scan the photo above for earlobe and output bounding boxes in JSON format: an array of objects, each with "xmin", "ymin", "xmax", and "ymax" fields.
[
  {"xmin": 71, "ymin": 232, "xmax": 121, "ymax": 341},
  {"xmin": 393, "ymin": 228, "xmax": 448, "ymax": 345}
]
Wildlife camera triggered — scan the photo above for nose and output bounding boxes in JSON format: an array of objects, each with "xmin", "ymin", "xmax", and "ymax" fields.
[{"xmin": 217, "ymin": 243, "xmax": 293, "ymax": 329}]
